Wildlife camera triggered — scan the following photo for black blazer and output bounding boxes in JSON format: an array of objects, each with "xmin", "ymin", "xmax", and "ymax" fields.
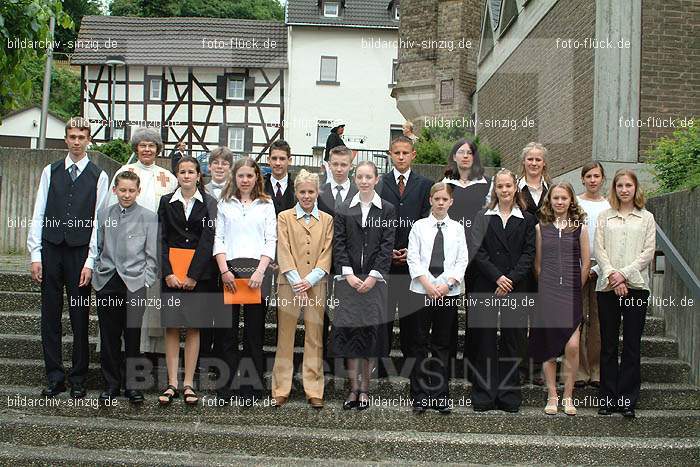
[
  {"xmin": 264, "ymin": 173, "xmax": 296, "ymax": 215},
  {"xmin": 333, "ymin": 198, "xmax": 396, "ymax": 277},
  {"xmin": 317, "ymin": 181, "xmax": 359, "ymax": 217},
  {"xmin": 377, "ymin": 171, "xmax": 432, "ymax": 252},
  {"xmin": 324, "ymin": 132, "xmax": 344, "ymax": 161},
  {"xmin": 469, "ymin": 208, "xmax": 536, "ymax": 293},
  {"xmin": 170, "ymin": 150, "xmax": 187, "ymax": 174},
  {"xmin": 158, "ymin": 191, "xmax": 217, "ymax": 281},
  {"xmin": 518, "ymin": 178, "xmax": 548, "ymax": 218}
]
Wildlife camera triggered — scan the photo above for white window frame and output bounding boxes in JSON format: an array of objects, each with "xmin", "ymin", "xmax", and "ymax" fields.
[
  {"xmin": 150, "ymin": 78, "xmax": 161, "ymax": 100},
  {"xmin": 320, "ymin": 56, "xmax": 337, "ymax": 82},
  {"xmin": 227, "ymin": 77, "xmax": 245, "ymax": 100},
  {"xmin": 228, "ymin": 127, "xmax": 245, "ymax": 152},
  {"xmin": 324, "ymin": 1, "xmax": 339, "ymax": 17}
]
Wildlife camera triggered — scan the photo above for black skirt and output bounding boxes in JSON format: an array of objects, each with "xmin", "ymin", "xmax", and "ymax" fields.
[
  {"xmin": 161, "ymin": 278, "xmax": 221, "ymax": 328},
  {"xmin": 328, "ymin": 277, "xmax": 389, "ymax": 358}
]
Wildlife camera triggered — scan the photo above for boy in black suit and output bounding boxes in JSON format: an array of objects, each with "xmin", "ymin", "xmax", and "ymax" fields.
[
  {"xmin": 264, "ymin": 140, "xmax": 295, "ymax": 215},
  {"xmin": 318, "ymin": 146, "xmax": 358, "ymax": 216},
  {"xmin": 378, "ymin": 136, "xmax": 432, "ymax": 377}
]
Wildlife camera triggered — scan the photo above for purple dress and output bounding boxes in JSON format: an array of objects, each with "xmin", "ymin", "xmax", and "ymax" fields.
[{"xmin": 529, "ymin": 223, "xmax": 583, "ymax": 363}]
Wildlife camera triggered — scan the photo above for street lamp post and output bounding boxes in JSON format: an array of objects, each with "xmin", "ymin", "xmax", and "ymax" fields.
[{"xmin": 105, "ymin": 55, "xmax": 126, "ymax": 140}]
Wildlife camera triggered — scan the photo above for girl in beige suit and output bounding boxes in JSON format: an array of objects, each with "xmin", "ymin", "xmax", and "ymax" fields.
[{"xmin": 272, "ymin": 169, "xmax": 334, "ymax": 408}]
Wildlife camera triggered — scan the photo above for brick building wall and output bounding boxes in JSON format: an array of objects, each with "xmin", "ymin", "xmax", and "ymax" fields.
[
  {"xmin": 638, "ymin": 0, "xmax": 700, "ymax": 160},
  {"xmin": 476, "ymin": 0, "xmax": 596, "ymax": 177},
  {"xmin": 396, "ymin": 0, "xmax": 480, "ymax": 129}
]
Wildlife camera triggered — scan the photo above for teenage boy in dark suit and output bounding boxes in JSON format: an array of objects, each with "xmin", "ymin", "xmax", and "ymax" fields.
[
  {"xmin": 264, "ymin": 140, "xmax": 295, "ymax": 215},
  {"xmin": 377, "ymin": 136, "xmax": 432, "ymax": 377},
  {"xmin": 27, "ymin": 117, "xmax": 110, "ymax": 398}
]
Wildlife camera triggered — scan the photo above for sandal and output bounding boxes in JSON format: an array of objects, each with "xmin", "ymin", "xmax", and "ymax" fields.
[
  {"xmin": 183, "ymin": 385, "xmax": 199, "ymax": 406},
  {"xmin": 544, "ymin": 396, "xmax": 558, "ymax": 415},
  {"xmin": 158, "ymin": 385, "xmax": 179, "ymax": 406},
  {"xmin": 562, "ymin": 397, "xmax": 577, "ymax": 416},
  {"xmin": 357, "ymin": 391, "xmax": 370, "ymax": 411}
]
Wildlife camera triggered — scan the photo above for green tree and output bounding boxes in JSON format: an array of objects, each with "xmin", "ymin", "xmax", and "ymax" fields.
[
  {"xmin": 110, "ymin": 0, "xmax": 284, "ymax": 20},
  {"xmin": 90, "ymin": 138, "xmax": 132, "ymax": 163},
  {"xmin": 54, "ymin": 0, "xmax": 102, "ymax": 54},
  {"xmin": 0, "ymin": 0, "xmax": 73, "ymax": 120},
  {"xmin": 414, "ymin": 126, "xmax": 501, "ymax": 168},
  {"xmin": 648, "ymin": 121, "xmax": 700, "ymax": 194}
]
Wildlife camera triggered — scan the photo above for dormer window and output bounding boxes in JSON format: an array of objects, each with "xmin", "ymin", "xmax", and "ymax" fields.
[
  {"xmin": 394, "ymin": 5, "xmax": 399, "ymax": 20},
  {"xmin": 324, "ymin": 1, "xmax": 339, "ymax": 17},
  {"xmin": 389, "ymin": 0, "xmax": 400, "ymax": 21}
]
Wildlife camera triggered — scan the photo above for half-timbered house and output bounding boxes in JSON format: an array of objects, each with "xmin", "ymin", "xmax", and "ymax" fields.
[{"xmin": 72, "ymin": 15, "xmax": 287, "ymax": 158}]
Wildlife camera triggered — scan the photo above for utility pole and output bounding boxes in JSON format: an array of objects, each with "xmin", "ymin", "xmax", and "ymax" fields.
[{"xmin": 38, "ymin": 15, "xmax": 55, "ymax": 149}]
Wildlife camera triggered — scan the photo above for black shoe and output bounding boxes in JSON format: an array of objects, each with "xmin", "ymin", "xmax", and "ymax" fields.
[
  {"xmin": 621, "ymin": 407, "xmax": 635, "ymax": 418},
  {"xmin": 435, "ymin": 406, "xmax": 452, "ymax": 415},
  {"xmin": 41, "ymin": 381, "xmax": 66, "ymax": 397},
  {"xmin": 472, "ymin": 405, "xmax": 495, "ymax": 412},
  {"xmin": 497, "ymin": 405, "xmax": 519, "ymax": 413},
  {"xmin": 343, "ymin": 390, "xmax": 359, "ymax": 410},
  {"xmin": 598, "ymin": 406, "xmax": 614, "ymax": 416},
  {"xmin": 70, "ymin": 384, "xmax": 86, "ymax": 399},
  {"xmin": 574, "ymin": 380, "xmax": 587, "ymax": 388},
  {"xmin": 98, "ymin": 388, "xmax": 120, "ymax": 402},
  {"xmin": 357, "ymin": 391, "xmax": 370, "ymax": 411},
  {"xmin": 412, "ymin": 404, "xmax": 426, "ymax": 414},
  {"xmin": 124, "ymin": 389, "xmax": 145, "ymax": 404}
]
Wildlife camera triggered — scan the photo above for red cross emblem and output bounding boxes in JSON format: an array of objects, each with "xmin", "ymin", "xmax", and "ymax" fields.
[{"xmin": 156, "ymin": 171, "xmax": 169, "ymax": 188}]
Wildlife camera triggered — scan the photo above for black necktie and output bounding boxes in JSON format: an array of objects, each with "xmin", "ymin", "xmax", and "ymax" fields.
[
  {"xmin": 334, "ymin": 185, "xmax": 343, "ymax": 209},
  {"xmin": 275, "ymin": 182, "xmax": 283, "ymax": 200},
  {"xmin": 429, "ymin": 222, "xmax": 445, "ymax": 276}
]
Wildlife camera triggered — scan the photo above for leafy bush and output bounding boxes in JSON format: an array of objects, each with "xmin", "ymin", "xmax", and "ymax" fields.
[
  {"xmin": 648, "ymin": 121, "xmax": 699, "ymax": 194},
  {"xmin": 91, "ymin": 139, "xmax": 132, "ymax": 164},
  {"xmin": 414, "ymin": 126, "xmax": 501, "ymax": 167}
]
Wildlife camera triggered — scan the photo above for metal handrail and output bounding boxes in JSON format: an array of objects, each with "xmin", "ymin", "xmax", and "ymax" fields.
[{"xmin": 655, "ymin": 223, "xmax": 700, "ymax": 299}]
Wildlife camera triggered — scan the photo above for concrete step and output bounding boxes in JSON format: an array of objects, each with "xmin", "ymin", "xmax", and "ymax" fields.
[
  {"xmin": 0, "ymin": 358, "xmax": 697, "ymax": 410},
  {"xmin": 0, "ymin": 413, "xmax": 697, "ymax": 465},
  {"xmin": 0, "ymin": 442, "xmax": 359, "ymax": 467},
  {"xmin": 0, "ymin": 288, "xmax": 669, "ymax": 337},
  {"xmin": 0, "ymin": 273, "xmax": 37, "ymax": 293},
  {"xmin": 0, "ymin": 334, "xmax": 688, "ymax": 383},
  {"xmin": 0, "ymin": 385, "xmax": 697, "ymax": 439},
  {"xmin": 0, "ymin": 312, "xmax": 678, "ymax": 359}
]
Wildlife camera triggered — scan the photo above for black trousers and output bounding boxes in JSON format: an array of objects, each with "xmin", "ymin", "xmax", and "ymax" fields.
[
  {"xmin": 95, "ymin": 274, "xmax": 145, "ymax": 391},
  {"xmin": 410, "ymin": 293, "xmax": 457, "ymax": 408},
  {"xmin": 597, "ymin": 289, "xmax": 649, "ymax": 409},
  {"xmin": 384, "ymin": 270, "xmax": 422, "ymax": 376},
  {"xmin": 40, "ymin": 241, "xmax": 90, "ymax": 385},
  {"xmin": 468, "ymin": 304, "xmax": 526, "ymax": 410},
  {"xmin": 214, "ymin": 276, "xmax": 270, "ymax": 398}
]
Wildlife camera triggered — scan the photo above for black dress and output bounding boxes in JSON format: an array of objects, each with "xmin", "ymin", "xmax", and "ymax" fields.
[
  {"xmin": 328, "ymin": 197, "xmax": 396, "ymax": 358},
  {"xmin": 529, "ymin": 223, "xmax": 583, "ymax": 363}
]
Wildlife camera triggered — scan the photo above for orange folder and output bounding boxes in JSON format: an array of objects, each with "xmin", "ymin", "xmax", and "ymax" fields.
[
  {"xmin": 223, "ymin": 278, "xmax": 262, "ymax": 305},
  {"xmin": 169, "ymin": 248, "xmax": 195, "ymax": 283}
]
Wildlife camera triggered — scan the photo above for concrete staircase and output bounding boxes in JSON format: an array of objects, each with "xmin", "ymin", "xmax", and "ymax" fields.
[{"xmin": 0, "ymin": 272, "xmax": 698, "ymax": 465}]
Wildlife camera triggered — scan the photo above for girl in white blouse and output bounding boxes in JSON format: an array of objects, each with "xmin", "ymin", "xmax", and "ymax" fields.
[
  {"xmin": 213, "ymin": 157, "xmax": 277, "ymax": 402},
  {"xmin": 575, "ymin": 161, "xmax": 611, "ymax": 388},
  {"xmin": 406, "ymin": 182, "xmax": 468, "ymax": 414},
  {"xmin": 595, "ymin": 169, "xmax": 655, "ymax": 418}
]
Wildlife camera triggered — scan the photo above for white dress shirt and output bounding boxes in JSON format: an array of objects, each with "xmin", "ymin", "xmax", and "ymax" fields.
[
  {"xmin": 393, "ymin": 167, "xmax": 411, "ymax": 185},
  {"xmin": 484, "ymin": 205, "xmax": 524, "ymax": 228},
  {"xmin": 407, "ymin": 214, "xmax": 468, "ymax": 296},
  {"xmin": 27, "ymin": 154, "xmax": 110, "ymax": 269},
  {"xmin": 213, "ymin": 197, "xmax": 277, "ymax": 261},
  {"xmin": 329, "ymin": 178, "xmax": 351, "ymax": 203},
  {"xmin": 170, "ymin": 187, "xmax": 203, "ymax": 220},
  {"xmin": 340, "ymin": 191, "xmax": 385, "ymax": 281},
  {"xmin": 271, "ymin": 174, "xmax": 288, "ymax": 196}
]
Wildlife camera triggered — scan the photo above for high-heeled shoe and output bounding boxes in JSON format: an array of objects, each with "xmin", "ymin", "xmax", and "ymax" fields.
[
  {"xmin": 343, "ymin": 390, "xmax": 359, "ymax": 410},
  {"xmin": 562, "ymin": 397, "xmax": 577, "ymax": 416},
  {"xmin": 544, "ymin": 396, "xmax": 558, "ymax": 415},
  {"xmin": 357, "ymin": 391, "xmax": 370, "ymax": 411}
]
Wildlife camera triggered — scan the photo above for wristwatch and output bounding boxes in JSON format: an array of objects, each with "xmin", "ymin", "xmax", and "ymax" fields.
[{"xmin": 447, "ymin": 281, "xmax": 456, "ymax": 292}]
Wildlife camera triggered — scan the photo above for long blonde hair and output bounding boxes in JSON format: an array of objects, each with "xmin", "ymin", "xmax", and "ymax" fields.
[
  {"xmin": 487, "ymin": 168, "xmax": 527, "ymax": 211},
  {"xmin": 519, "ymin": 142, "xmax": 551, "ymax": 184},
  {"xmin": 220, "ymin": 157, "xmax": 271, "ymax": 202},
  {"xmin": 539, "ymin": 182, "xmax": 587, "ymax": 229},
  {"xmin": 609, "ymin": 169, "xmax": 645, "ymax": 210}
]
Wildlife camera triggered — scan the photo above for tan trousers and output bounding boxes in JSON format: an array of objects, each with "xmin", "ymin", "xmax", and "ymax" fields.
[
  {"xmin": 577, "ymin": 279, "xmax": 601, "ymax": 382},
  {"xmin": 271, "ymin": 282, "xmax": 326, "ymax": 399}
]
